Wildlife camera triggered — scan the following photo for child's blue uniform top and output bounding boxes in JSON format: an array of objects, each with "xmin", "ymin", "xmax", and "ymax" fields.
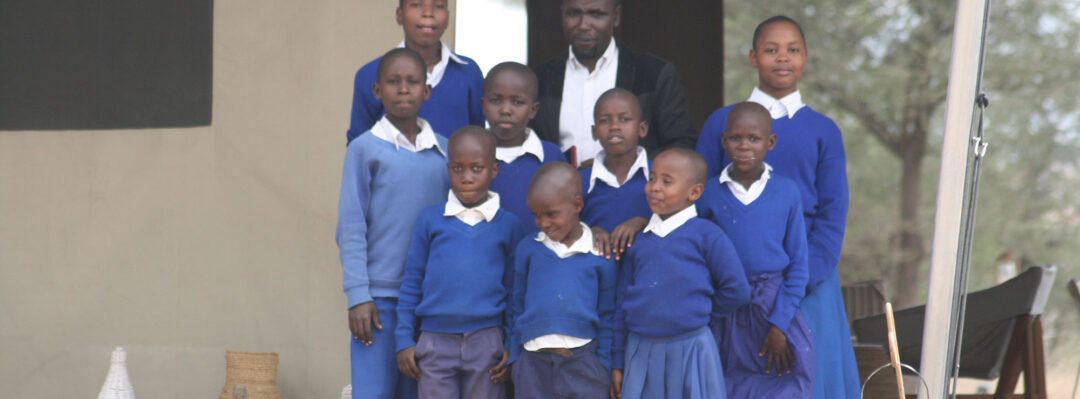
[
  {"xmin": 612, "ymin": 209, "xmax": 750, "ymax": 369},
  {"xmin": 491, "ymin": 130, "xmax": 567, "ymax": 234},
  {"xmin": 579, "ymin": 147, "xmax": 652, "ymax": 232},
  {"xmin": 394, "ymin": 202, "xmax": 524, "ymax": 351},
  {"xmin": 509, "ymin": 228, "xmax": 617, "ymax": 368},
  {"xmin": 695, "ymin": 104, "xmax": 848, "ymax": 290},
  {"xmin": 347, "ymin": 43, "xmax": 485, "ymax": 144},
  {"xmin": 336, "ymin": 120, "xmax": 450, "ymax": 308},
  {"xmin": 697, "ymin": 175, "xmax": 809, "ymax": 333}
]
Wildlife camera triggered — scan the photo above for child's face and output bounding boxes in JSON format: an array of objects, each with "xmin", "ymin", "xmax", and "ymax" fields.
[
  {"xmin": 646, "ymin": 153, "xmax": 704, "ymax": 219},
  {"xmin": 749, "ymin": 21, "xmax": 807, "ymax": 98},
  {"xmin": 722, "ymin": 115, "xmax": 775, "ymax": 175},
  {"xmin": 372, "ymin": 55, "xmax": 431, "ymax": 121},
  {"xmin": 528, "ymin": 190, "xmax": 584, "ymax": 246},
  {"xmin": 448, "ymin": 136, "xmax": 498, "ymax": 208},
  {"xmin": 397, "ymin": 0, "xmax": 449, "ymax": 49},
  {"xmin": 592, "ymin": 95, "xmax": 647, "ymax": 158},
  {"xmin": 483, "ymin": 72, "xmax": 540, "ymax": 147}
]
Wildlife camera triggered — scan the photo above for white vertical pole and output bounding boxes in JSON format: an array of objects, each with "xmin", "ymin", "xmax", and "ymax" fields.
[{"xmin": 918, "ymin": 1, "xmax": 989, "ymax": 398}]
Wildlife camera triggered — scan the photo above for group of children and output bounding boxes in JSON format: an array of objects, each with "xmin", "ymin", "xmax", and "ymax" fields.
[{"xmin": 339, "ymin": 3, "xmax": 858, "ymax": 398}]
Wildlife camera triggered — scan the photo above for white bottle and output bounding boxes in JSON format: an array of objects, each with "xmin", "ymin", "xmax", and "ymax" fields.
[{"xmin": 98, "ymin": 347, "xmax": 135, "ymax": 399}]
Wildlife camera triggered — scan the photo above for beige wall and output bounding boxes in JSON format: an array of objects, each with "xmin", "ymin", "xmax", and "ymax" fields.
[{"xmin": 0, "ymin": 1, "xmax": 455, "ymax": 397}]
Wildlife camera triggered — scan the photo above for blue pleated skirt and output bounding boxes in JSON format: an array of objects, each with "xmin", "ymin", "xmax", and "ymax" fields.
[
  {"xmin": 802, "ymin": 269, "xmax": 861, "ymax": 399},
  {"xmin": 713, "ymin": 272, "xmax": 814, "ymax": 398},
  {"xmin": 622, "ymin": 326, "xmax": 726, "ymax": 399}
]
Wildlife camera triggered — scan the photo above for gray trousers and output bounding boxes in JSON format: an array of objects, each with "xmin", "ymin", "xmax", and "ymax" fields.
[{"xmin": 415, "ymin": 326, "xmax": 507, "ymax": 399}]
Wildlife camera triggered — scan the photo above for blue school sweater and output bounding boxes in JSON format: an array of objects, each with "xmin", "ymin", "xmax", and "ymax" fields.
[
  {"xmin": 697, "ymin": 176, "xmax": 809, "ymax": 333},
  {"xmin": 491, "ymin": 140, "xmax": 567, "ymax": 234},
  {"xmin": 395, "ymin": 206, "xmax": 524, "ymax": 351},
  {"xmin": 336, "ymin": 132, "xmax": 450, "ymax": 308},
  {"xmin": 612, "ymin": 218, "xmax": 750, "ymax": 369},
  {"xmin": 347, "ymin": 53, "xmax": 485, "ymax": 143},
  {"xmin": 579, "ymin": 167, "xmax": 651, "ymax": 232},
  {"xmin": 696, "ymin": 105, "xmax": 848, "ymax": 291},
  {"xmin": 509, "ymin": 239, "xmax": 618, "ymax": 368}
]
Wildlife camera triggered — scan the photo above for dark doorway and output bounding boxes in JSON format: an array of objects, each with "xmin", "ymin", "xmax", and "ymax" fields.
[{"xmin": 526, "ymin": 0, "xmax": 724, "ymax": 131}]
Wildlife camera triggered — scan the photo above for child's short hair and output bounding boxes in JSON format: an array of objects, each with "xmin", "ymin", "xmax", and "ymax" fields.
[
  {"xmin": 594, "ymin": 88, "xmax": 642, "ymax": 119},
  {"xmin": 376, "ymin": 47, "xmax": 427, "ymax": 81},
  {"xmin": 725, "ymin": 102, "xmax": 772, "ymax": 132},
  {"xmin": 448, "ymin": 125, "xmax": 497, "ymax": 161},
  {"xmin": 660, "ymin": 148, "xmax": 708, "ymax": 185},
  {"xmin": 528, "ymin": 162, "xmax": 583, "ymax": 202},
  {"xmin": 484, "ymin": 62, "xmax": 539, "ymax": 101},
  {"xmin": 752, "ymin": 15, "xmax": 807, "ymax": 49}
]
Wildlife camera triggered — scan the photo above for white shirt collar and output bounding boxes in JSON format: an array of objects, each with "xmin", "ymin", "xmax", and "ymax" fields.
[
  {"xmin": 370, "ymin": 116, "xmax": 446, "ymax": 156},
  {"xmin": 396, "ymin": 41, "xmax": 466, "ymax": 88},
  {"xmin": 494, "ymin": 128, "xmax": 546, "ymax": 163},
  {"xmin": 444, "ymin": 190, "xmax": 501, "ymax": 226},
  {"xmin": 567, "ymin": 38, "xmax": 619, "ymax": 74},
  {"xmin": 718, "ymin": 163, "xmax": 772, "ymax": 205},
  {"xmin": 643, "ymin": 205, "xmax": 697, "ymax": 238},
  {"xmin": 588, "ymin": 146, "xmax": 649, "ymax": 193},
  {"xmin": 535, "ymin": 222, "xmax": 597, "ymax": 258},
  {"xmin": 747, "ymin": 87, "xmax": 805, "ymax": 119}
]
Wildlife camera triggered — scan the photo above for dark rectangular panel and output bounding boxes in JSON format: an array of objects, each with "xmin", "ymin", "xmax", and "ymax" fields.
[{"xmin": 0, "ymin": 0, "xmax": 213, "ymax": 130}]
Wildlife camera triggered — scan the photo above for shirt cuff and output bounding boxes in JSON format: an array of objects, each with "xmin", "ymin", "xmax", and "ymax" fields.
[{"xmin": 345, "ymin": 284, "xmax": 373, "ymax": 309}]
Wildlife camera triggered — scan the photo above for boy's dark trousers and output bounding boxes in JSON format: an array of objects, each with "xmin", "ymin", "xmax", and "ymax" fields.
[
  {"xmin": 415, "ymin": 326, "xmax": 507, "ymax": 399},
  {"xmin": 510, "ymin": 341, "xmax": 611, "ymax": 399}
]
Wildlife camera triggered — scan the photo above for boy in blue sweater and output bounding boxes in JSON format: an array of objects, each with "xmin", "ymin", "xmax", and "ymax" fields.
[
  {"xmin": 484, "ymin": 62, "xmax": 567, "ymax": 234},
  {"xmin": 509, "ymin": 162, "xmax": 617, "ymax": 399},
  {"xmin": 611, "ymin": 149, "xmax": 750, "ymax": 399},
  {"xmin": 697, "ymin": 102, "xmax": 814, "ymax": 398},
  {"xmin": 579, "ymin": 88, "xmax": 652, "ymax": 260},
  {"xmin": 337, "ymin": 47, "xmax": 449, "ymax": 399},
  {"xmin": 347, "ymin": 0, "xmax": 485, "ymax": 143},
  {"xmin": 395, "ymin": 126, "xmax": 523, "ymax": 399}
]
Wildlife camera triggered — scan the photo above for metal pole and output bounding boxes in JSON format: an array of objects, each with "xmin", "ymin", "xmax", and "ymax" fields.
[{"xmin": 917, "ymin": 1, "xmax": 991, "ymax": 398}]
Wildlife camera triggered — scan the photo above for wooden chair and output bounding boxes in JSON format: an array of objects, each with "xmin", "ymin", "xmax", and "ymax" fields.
[{"xmin": 852, "ymin": 266, "xmax": 1057, "ymax": 399}]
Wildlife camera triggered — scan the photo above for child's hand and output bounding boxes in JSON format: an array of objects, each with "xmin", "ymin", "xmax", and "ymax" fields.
[
  {"xmin": 591, "ymin": 227, "xmax": 613, "ymax": 259},
  {"xmin": 396, "ymin": 346, "xmax": 421, "ymax": 380},
  {"xmin": 759, "ymin": 325, "xmax": 793, "ymax": 376},
  {"xmin": 348, "ymin": 301, "xmax": 381, "ymax": 345},
  {"xmin": 488, "ymin": 349, "xmax": 510, "ymax": 383},
  {"xmin": 609, "ymin": 369, "xmax": 623, "ymax": 399},
  {"xmin": 610, "ymin": 217, "xmax": 648, "ymax": 260}
]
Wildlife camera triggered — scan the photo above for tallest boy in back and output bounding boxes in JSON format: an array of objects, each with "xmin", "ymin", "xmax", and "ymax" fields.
[{"xmin": 347, "ymin": 0, "xmax": 485, "ymax": 144}]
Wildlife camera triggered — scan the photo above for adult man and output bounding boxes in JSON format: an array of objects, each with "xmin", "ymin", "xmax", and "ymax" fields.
[{"xmin": 531, "ymin": 0, "xmax": 697, "ymax": 166}]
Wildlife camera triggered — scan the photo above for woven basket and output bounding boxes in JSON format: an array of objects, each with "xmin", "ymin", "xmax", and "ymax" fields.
[{"xmin": 219, "ymin": 351, "xmax": 282, "ymax": 399}]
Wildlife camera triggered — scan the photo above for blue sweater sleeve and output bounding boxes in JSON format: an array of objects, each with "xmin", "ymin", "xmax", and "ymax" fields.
[
  {"xmin": 336, "ymin": 142, "xmax": 374, "ymax": 308},
  {"xmin": 465, "ymin": 62, "xmax": 486, "ymax": 127},
  {"xmin": 706, "ymin": 230, "xmax": 751, "ymax": 317},
  {"xmin": 806, "ymin": 120, "xmax": 850, "ymax": 291},
  {"xmin": 347, "ymin": 63, "xmax": 382, "ymax": 144},
  {"xmin": 768, "ymin": 190, "xmax": 810, "ymax": 333},
  {"xmin": 695, "ymin": 108, "xmax": 728, "ymax": 178},
  {"xmin": 502, "ymin": 219, "xmax": 525, "ymax": 352},
  {"xmin": 611, "ymin": 243, "xmax": 635, "ymax": 370},
  {"xmin": 395, "ymin": 211, "xmax": 433, "ymax": 352},
  {"xmin": 596, "ymin": 257, "xmax": 617, "ymax": 370},
  {"xmin": 508, "ymin": 241, "xmax": 531, "ymax": 364}
]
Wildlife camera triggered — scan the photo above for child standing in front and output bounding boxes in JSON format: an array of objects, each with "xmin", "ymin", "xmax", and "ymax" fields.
[
  {"xmin": 395, "ymin": 126, "xmax": 523, "ymax": 399},
  {"xmin": 347, "ymin": 0, "xmax": 484, "ymax": 143},
  {"xmin": 509, "ymin": 162, "xmax": 617, "ymax": 399},
  {"xmin": 336, "ymin": 48, "xmax": 448, "ymax": 399},
  {"xmin": 697, "ymin": 102, "xmax": 814, "ymax": 398},
  {"xmin": 695, "ymin": 16, "xmax": 858, "ymax": 398},
  {"xmin": 484, "ymin": 62, "xmax": 567, "ymax": 233},
  {"xmin": 579, "ymin": 89, "xmax": 652, "ymax": 259},
  {"xmin": 611, "ymin": 149, "xmax": 750, "ymax": 399}
]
